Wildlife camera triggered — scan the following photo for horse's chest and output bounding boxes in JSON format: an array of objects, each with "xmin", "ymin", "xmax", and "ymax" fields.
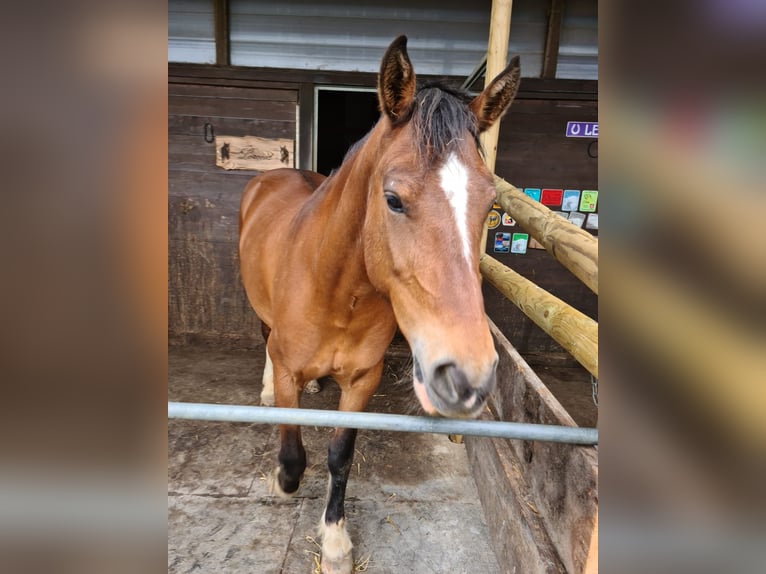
[{"xmin": 279, "ymin": 297, "xmax": 395, "ymax": 379}]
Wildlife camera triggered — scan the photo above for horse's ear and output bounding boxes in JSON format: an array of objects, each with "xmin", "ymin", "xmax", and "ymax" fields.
[
  {"xmin": 470, "ymin": 56, "xmax": 521, "ymax": 133},
  {"xmin": 378, "ymin": 35, "xmax": 416, "ymax": 122}
]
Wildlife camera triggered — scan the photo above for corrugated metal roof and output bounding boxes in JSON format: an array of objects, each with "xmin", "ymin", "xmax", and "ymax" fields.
[{"xmin": 168, "ymin": 0, "xmax": 598, "ymax": 80}]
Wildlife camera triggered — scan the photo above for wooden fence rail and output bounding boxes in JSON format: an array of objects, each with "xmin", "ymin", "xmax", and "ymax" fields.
[
  {"xmin": 480, "ymin": 253, "xmax": 599, "ymax": 379},
  {"xmin": 494, "ymin": 175, "xmax": 599, "ymax": 295}
]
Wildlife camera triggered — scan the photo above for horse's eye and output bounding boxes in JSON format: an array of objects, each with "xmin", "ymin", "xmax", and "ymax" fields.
[{"xmin": 384, "ymin": 192, "xmax": 405, "ymax": 214}]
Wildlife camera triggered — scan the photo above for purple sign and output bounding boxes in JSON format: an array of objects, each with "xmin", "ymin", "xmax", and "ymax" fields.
[{"xmin": 566, "ymin": 121, "xmax": 598, "ymax": 138}]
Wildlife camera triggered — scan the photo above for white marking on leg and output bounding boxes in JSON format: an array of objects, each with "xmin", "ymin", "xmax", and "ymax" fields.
[
  {"xmin": 261, "ymin": 349, "xmax": 275, "ymax": 406},
  {"xmin": 319, "ymin": 518, "xmax": 353, "ymax": 574},
  {"xmin": 304, "ymin": 379, "xmax": 321, "ymax": 394},
  {"xmin": 266, "ymin": 467, "xmax": 297, "ymax": 498},
  {"xmin": 439, "ymin": 153, "xmax": 471, "ymax": 264},
  {"xmin": 318, "ymin": 475, "xmax": 353, "ymax": 573}
]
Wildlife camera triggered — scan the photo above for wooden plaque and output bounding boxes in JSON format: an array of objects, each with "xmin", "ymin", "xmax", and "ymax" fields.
[{"xmin": 215, "ymin": 136, "xmax": 294, "ymax": 170}]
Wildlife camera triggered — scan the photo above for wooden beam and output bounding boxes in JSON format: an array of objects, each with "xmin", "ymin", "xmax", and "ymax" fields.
[
  {"xmin": 480, "ymin": 0, "xmax": 513, "ymax": 174},
  {"xmin": 480, "ymin": 254, "xmax": 598, "ymax": 378},
  {"xmin": 494, "ymin": 175, "xmax": 598, "ymax": 294},
  {"xmin": 542, "ymin": 0, "xmax": 565, "ymax": 79},
  {"xmin": 214, "ymin": 0, "xmax": 229, "ymax": 66},
  {"xmin": 479, "ymin": 0, "xmax": 514, "ymax": 255}
]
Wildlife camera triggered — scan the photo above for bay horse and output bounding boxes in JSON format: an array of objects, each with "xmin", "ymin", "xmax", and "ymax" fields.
[{"xmin": 239, "ymin": 35, "xmax": 520, "ymax": 574}]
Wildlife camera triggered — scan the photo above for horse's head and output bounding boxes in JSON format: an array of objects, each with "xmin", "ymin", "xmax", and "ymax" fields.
[{"xmin": 362, "ymin": 36, "xmax": 521, "ymax": 418}]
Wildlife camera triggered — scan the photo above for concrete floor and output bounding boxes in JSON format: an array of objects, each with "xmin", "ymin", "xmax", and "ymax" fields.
[{"xmin": 168, "ymin": 343, "xmax": 503, "ymax": 574}]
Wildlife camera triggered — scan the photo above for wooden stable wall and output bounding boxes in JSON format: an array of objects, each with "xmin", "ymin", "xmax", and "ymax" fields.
[
  {"xmin": 168, "ymin": 64, "xmax": 597, "ymax": 358},
  {"xmin": 486, "ymin": 96, "xmax": 598, "ymax": 362},
  {"xmin": 169, "ymin": 77, "xmax": 298, "ymax": 345}
]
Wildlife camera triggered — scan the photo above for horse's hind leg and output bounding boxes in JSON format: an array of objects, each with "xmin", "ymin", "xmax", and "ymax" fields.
[
  {"xmin": 304, "ymin": 378, "xmax": 321, "ymax": 394},
  {"xmin": 259, "ymin": 321, "xmax": 275, "ymax": 406},
  {"xmin": 320, "ymin": 361, "xmax": 383, "ymax": 574},
  {"xmin": 261, "ymin": 350, "xmax": 275, "ymax": 406}
]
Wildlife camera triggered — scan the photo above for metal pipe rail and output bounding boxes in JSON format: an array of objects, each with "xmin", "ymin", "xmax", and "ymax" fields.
[{"xmin": 168, "ymin": 402, "xmax": 598, "ymax": 445}]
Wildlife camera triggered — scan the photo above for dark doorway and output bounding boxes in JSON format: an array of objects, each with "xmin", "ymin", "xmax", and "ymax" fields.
[{"xmin": 316, "ymin": 88, "xmax": 379, "ymax": 176}]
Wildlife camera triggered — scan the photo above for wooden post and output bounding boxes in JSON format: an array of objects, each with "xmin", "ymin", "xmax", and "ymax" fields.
[
  {"xmin": 480, "ymin": 253, "xmax": 598, "ymax": 378},
  {"xmin": 479, "ymin": 0, "xmax": 514, "ymax": 255},
  {"xmin": 214, "ymin": 0, "xmax": 230, "ymax": 66},
  {"xmin": 494, "ymin": 175, "xmax": 599, "ymax": 294},
  {"xmin": 541, "ymin": 0, "xmax": 564, "ymax": 79}
]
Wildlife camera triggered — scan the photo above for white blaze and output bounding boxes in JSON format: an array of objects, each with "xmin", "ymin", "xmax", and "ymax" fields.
[{"xmin": 439, "ymin": 154, "xmax": 471, "ymax": 264}]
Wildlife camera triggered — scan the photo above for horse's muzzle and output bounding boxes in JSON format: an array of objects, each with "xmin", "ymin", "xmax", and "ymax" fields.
[{"xmin": 413, "ymin": 357, "xmax": 497, "ymax": 418}]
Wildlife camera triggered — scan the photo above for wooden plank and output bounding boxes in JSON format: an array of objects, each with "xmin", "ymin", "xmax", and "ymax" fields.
[
  {"xmin": 214, "ymin": 135, "xmax": 294, "ymax": 170},
  {"xmin": 168, "ymin": 133, "xmax": 221, "ymax": 172},
  {"xmin": 467, "ymin": 319, "xmax": 598, "ymax": 574},
  {"xmin": 480, "ymin": 254, "xmax": 598, "ymax": 378},
  {"xmin": 168, "ymin": 168, "xmax": 257, "ymax": 193},
  {"xmin": 169, "ymin": 115, "xmax": 296, "ymax": 140},
  {"xmin": 168, "ymin": 171, "xmax": 261, "ymax": 342},
  {"xmin": 168, "ymin": 95, "xmax": 296, "ymax": 121},
  {"xmin": 168, "ymin": 83, "xmax": 297, "ymax": 102},
  {"xmin": 168, "ymin": 63, "xmax": 597, "ymax": 100},
  {"xmin": 466, "ymin": 435, "xmax": 567, "ymax": 573},
  {"xmin": 170, "ymin": 133, "xmax": 295, "ymax": 174},
  {"xmin": 168, "ymin": 229, "xmax": 260, "ymax": 340}
]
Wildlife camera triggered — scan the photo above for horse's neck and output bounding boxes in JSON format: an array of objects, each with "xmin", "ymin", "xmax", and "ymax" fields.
[{"xmin": 304, "ymin": 129, "xmax": 381, "ymax": 293}]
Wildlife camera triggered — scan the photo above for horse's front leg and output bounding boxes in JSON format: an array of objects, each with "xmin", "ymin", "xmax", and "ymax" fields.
[
  {"xmin": 269, "ymin": 360, "xmax": 306, "ymax": 496},
  {"xmin": 320, "ymin": 361, "xmax": 383, "ymax": 574}
]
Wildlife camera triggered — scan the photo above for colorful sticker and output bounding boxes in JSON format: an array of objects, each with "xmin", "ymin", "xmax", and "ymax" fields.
[
  {"xmin": 580, "ymin": 190, "xmax": 599, "ymax": 212},
  {"xmin": 566, "ymin": 121, "xmax": 598, "ymax": 138},
  {"xmin": 541, "ymin": 188, "xmax": 563, "ymax": 207},
  {"xmin": 492, "ymin": 202, "xmax": 502, "ymax": 210},
  {"xmin": 568, "ymin": 212, "xmax": 586, "ymax": 228},
  {"xmin": 562, "ymin": 190, "xmax": 581, "ymax": 212},
  {"xmin": 494, "ymin": 232, "xmax": 510, "ymax": 253},
  {"xmin": 524, "ymin": 188, "xmax": 541, "ymax": 202},
  {"xmin": 486, "ymin": 210, "xmax": 501, "ymax": 229},
  {"xmin": 511, "ymin": 233, "xmax": 529, "ymax": 254},
  {"xmin": 502, "ymin": 213, "xmax": 516, "ymax": 226},
  {"xmin": 585, "ymin": 213, "xmax": 599, "ymax": 230}
]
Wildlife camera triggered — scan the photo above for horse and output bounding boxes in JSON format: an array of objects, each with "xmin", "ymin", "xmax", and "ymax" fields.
[{"xmin": 239, "ymin": 35, "xmax": 520, "ymax": 574}]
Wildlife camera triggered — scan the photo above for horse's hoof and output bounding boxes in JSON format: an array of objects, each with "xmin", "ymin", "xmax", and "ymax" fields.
[
  {"xmin": 304, "ymin": 379, "xmax": 321, "ymax": 394},
  {"xmin": 320, "ymin": 519, "xmax": 353, "ymax": 574},
  {"xmin": 320, "ymin": 554, "xmax": 353, "ymax": 574},
  {"xmin": 260, "ymin": 391, "xmax": 275, "ymax": 406},
  {"xmin": 266, "ymin": 467, "xmax": 298, "ymax": 498}
]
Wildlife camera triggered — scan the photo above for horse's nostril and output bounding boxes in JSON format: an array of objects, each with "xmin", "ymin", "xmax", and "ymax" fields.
[
  {"xmin": 413, "ymin": 356, "xmax": 424, "ymax": 382},
  {"xmin": 432, "ymin": 363, "xmax": 471, "ymax": 405}
]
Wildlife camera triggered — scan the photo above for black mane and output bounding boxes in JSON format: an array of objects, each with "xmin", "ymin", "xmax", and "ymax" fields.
[
  {"xmin": 407, "ymin": 83, "xmax": 481, "ymax": 161},
  {"xmin": 338, "ymin": 84, "xmax": 480, "ymax": 172}
]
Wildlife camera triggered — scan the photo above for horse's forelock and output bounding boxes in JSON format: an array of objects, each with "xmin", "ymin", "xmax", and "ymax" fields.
[{"xmin": 408, "ymin": 85, "xmax": 481, "ymax": 161}]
